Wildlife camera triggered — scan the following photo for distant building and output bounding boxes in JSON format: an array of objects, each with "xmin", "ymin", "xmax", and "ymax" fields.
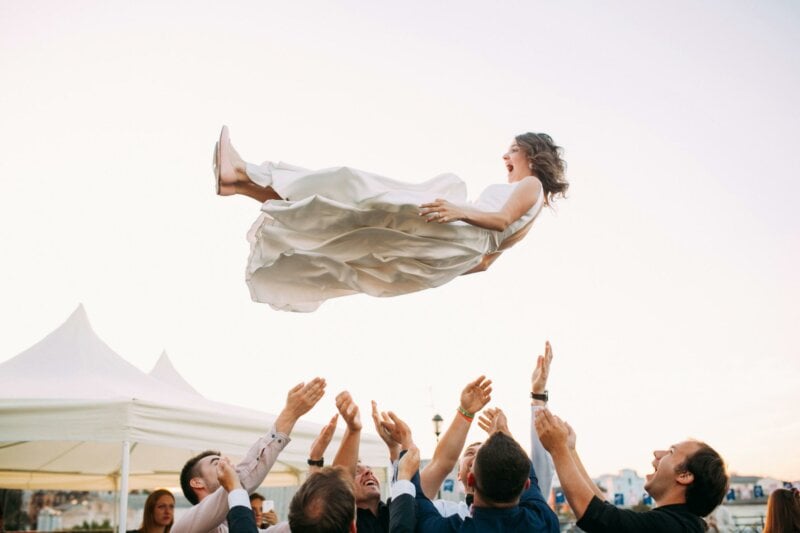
[
  {"xmin": 593, "ymin": 469, "xmax": 646, "ymax": 506},
  {"xmin": 36, "ymin": 507, "xmax": 62, "ymax": 531},
  {"xmin": 419, "ymin": 458, "xmax": 461, "ymax": 502},
  {"xmin": 728, "ymin": 475, "xmax": 784, "ymax": 501},
  {"xmin": 23, "ymin": 490, "xmax": 150, "ymax": 530}
]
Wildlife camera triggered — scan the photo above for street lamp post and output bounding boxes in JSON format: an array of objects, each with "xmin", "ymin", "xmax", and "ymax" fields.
[
  {"xmin": 432, "ymin": 413, "xmax": 444, "ymax": 499},
  {"xmin": 432, "ymin": 413, "xmax": 443, "ymax": 443}
]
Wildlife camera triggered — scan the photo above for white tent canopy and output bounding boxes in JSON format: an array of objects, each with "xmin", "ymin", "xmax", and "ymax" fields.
[{"xmin": 0, "ymin": 305, "xmax": 388, "ymax": 491}]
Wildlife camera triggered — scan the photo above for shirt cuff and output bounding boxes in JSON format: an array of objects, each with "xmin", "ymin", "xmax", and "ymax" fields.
[
  {"xmin": 391, "ymin": 479, "xmax": 416, "ymax": 499},
  {"xmin": 267, "ymin": 427, "xmax": 291, "ymax": 447},
  {"xmin": 227, "ymin": 488, "xmax": 251, "ymax": 509}
]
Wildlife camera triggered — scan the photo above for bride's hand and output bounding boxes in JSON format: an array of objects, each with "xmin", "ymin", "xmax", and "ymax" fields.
[{"xmin": 419, "ymin": 199, "xmax": 467, "ymax": 223}]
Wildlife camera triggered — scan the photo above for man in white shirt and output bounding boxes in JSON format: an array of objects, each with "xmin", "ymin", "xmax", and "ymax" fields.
[{"xmin": 172, "ymin": 378, "xmax": 326, "ymax": 533}]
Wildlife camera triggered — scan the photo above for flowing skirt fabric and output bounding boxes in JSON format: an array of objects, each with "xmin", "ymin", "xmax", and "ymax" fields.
[{"xmin": 245, "ymin": 163, "xmax": 533, "ymax": 312}]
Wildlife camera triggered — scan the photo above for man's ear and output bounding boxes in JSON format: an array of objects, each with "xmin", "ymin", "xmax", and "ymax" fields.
[
  {"xmin": 467, "ymin": 472, "xmax": 476, "ymax": 488},
  {"xmin": 189, "ymin": 477, "xmax": 205, "ymax": 490},
  {"xmin": 676, "ymin": 470, "xmax": 694, "ymax": 487},
  {"xmin": 524, "ymin": 479, "xmax": 531, "ymax": 491}
]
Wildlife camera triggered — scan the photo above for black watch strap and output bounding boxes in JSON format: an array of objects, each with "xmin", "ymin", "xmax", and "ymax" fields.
[
  {"xmin": 307, "ymin": 458, "xmax": 324, "ymax": 467},
  {"xmin": 531, "ymin": 391, "xmax": 548, "ymax": 402}
]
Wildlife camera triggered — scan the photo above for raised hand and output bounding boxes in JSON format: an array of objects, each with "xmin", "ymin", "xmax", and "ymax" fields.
[
  {"xmin": 419, "ymin": 198, "xmax": 468, "ymax": 224},
  {"xmin": 336, "ymin": 391, "xmax": 362, "ymax": 432},
  {"xmin": 379, "ymin": 411, "xmax": 414, "ymax": 449},
  {"xmin": 275, "ymin": 377, "xmax": 327, "ymax": 434},
  {"xmin": 215, "ymin": 456, "xmax": 241, "ymax": 492},
  {"xmin": 477, "ymin": 407, "xmax": 509, "ymax": 435},
  {"xmin": 309, "ymin": 414, "xmax": 339, "ymax": 462},
  {"xmin": 532, "ymin": 341, "xmax": 553, "ymax": 396},
  {"xmin": 534, "ymin": 409, "xmax": 570, "ymax": 454},
  {"xmin": 460, "ymin": 375, "xmax": 493, "ymax": 416},
  {"xmin": 398, "ymin": 446, "xmax": 420, "ymax": 481},
  {"xmin": 263, "ymin": 510, "xmax": 278, "ymax": 526},
  {"xmin": 566, "ymin": 421, "xmax": 577, "ymax": 451},
  {"xmin": 286, "ymin": 377, "xmax": 327, "ymax": 418},
  {"xmin": 372, "ymin": 400, "xmax": 400, "ymax": 459}
]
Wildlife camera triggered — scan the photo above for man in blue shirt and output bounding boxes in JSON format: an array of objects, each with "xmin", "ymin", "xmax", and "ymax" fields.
[{"xmin": 389, "ymin": 408, "xmax": 560, "ymax": 532}]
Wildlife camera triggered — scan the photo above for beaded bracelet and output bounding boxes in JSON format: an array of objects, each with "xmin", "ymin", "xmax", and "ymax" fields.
[{"xmin": 457, "ymin": 405, "xmax": 475, "ymax": 421}]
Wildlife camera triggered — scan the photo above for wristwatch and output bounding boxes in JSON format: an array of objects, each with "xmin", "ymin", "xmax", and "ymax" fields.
[
  {"xmin": 307, "ymin": 458, "xmax": 324, "ymax": 467},
  {"xmin": 530, "ymin": 391, "xmax": 548, "ymax": 402}
]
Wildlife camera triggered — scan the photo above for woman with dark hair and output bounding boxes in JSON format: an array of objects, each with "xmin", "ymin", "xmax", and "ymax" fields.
[
  {"xmin": 214, "ymin": 127, "xmax": 568, "ymax": 311},
  {"xmin": 128, "ymin": 489, "xmax": 174, "ymax": 533},
  {"xmin": 763, "ymin": 487, "xmax": 800, "ymax": 533}
]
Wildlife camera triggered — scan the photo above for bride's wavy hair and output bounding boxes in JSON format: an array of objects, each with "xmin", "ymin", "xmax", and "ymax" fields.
[{"xmin": 515, "ymin": 132, "xmax": 568, "ymax": 205}]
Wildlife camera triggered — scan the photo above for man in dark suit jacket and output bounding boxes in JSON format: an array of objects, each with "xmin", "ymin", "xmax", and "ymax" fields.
[{"xmin": 383, "ymin": 408, "xmax": 559, "ymax": 532}]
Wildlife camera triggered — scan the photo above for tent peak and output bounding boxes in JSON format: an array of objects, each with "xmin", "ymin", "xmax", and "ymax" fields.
[
  {"xmin": 68, "ymin": 303, "xmax": 91, "ymax": 327},
  {"xmin": 149, "ymin": 351, "xmax": 202, "ymax": 397},
  {"xmin": 0, "ymin": 305, "xmax": 157, "ymax": 399}
]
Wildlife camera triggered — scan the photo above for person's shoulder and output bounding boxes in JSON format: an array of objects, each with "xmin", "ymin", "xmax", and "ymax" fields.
[
  {"xmin": 579, "ymin": 500, "xmax": 705, "ymax": 533},
  {"xmin": 654, "ymin": 504, "xmax": 706, "ymax": 530},
  {"xmin": 512, "ymin": 176, "xmax": 544, "ymax": 203},
  {"xmin": 519, "ymin": 175, "xmax": 543, "ymax": 188}
]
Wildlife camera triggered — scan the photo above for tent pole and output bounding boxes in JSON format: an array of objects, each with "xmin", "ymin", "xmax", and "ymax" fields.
[{"xmin": 118, "ymin": 440, "xmax": 130, "ymax": 533}]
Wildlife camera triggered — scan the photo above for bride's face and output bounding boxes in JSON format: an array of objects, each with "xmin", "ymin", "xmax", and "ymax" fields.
[{"xmin": 503, "ymin": 141, "xmax": 531, "ymax": 182}]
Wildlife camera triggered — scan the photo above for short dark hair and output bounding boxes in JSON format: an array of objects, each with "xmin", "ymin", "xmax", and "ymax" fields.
[
  {"xmin": 250, "ymin": 492, "xmax": 265, "ymax": 503},
  {"xmin": 676, "ymin": 442, "xmax": 728, "ymax": 516},
  {"xmin": 289, "ymin": 466, "xmax": 355, "ymax": 533},
  {"xmin": 180, "ymin": 450, "xmax": 219, "ymax": 505},
  {"xmin": 472, "ymin": 432, "xmax": 531, "ymax": 505}
]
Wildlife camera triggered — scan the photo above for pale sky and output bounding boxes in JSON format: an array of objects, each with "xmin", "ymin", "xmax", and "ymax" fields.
[{"xmin": 1, "ymin": 0, "xmax": 798, "ymax": 483}]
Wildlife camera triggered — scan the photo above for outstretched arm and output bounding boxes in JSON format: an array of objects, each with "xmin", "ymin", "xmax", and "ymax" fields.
[
  {"xmin": 419, "ymin": 176, "xmax": 541, "ymax": 231},
  {"xmin": 172, "ymin": 380, "xmax": 326, "ymax": 533},
  {"xmin": 530, "ymin": 341, "xmax": 556, "ymax": 498},
  {"xmin": 565, "ymin": 421, "xmax": 606, "ymax": 501},
  {"xmin": 332, "ymin": 391, "xmax": 362, "ymax": 478},
  {"xmin": 274, "ymin": 377, "xmax": 327, "ymax": 435},
  {"xmin": 420, "ymin": 375, "xmax": 492, "ymax": 499},
  {"xmin": 535, "ymin": 409, "xmax": 596, "ymax": 520},
  {"xmin": 308, "ymin": 414, "xmax": 338, "ymax": 473},
  {"xmin": 241, "ymin": 377, "xmax": 327, "ymax": 491}
]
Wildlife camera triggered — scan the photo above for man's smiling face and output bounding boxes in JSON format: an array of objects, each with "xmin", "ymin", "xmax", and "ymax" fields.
[{"xmin": 354, "ymin": 463, "xmax": 381, "ymax": 506}]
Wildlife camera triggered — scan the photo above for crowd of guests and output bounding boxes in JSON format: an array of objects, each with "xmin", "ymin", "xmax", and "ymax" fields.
[{"xmin": 129, "ymin": 342, "xmax": 799, "ymax": 533}]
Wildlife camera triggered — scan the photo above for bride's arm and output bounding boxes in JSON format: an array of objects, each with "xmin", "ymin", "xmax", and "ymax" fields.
[{"xmin": 419, "ymin": 176, "xmax": 541, "ymax": 231}]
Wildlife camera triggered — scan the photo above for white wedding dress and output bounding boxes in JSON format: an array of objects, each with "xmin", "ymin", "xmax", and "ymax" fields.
[{"xmin": 244, "ymin": 162, "xmax": 544, "ymax": 312}]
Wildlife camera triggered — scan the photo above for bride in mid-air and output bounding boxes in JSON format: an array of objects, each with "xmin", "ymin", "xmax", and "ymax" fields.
[{"xmin": 213, "ymin": 126, "xmax": 568, "ymax": 312}]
